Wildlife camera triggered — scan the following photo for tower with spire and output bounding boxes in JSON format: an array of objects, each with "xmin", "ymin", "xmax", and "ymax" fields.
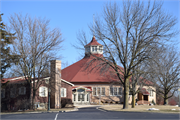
[{"xmin": 84, "ymin": 36, "xmax": 103, "ymax": 57}]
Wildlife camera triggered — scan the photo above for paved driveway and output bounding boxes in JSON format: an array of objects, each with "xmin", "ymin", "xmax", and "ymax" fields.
[{"xmin": 1, "ymin": 106, "xmax": 179, "ymax": 120}]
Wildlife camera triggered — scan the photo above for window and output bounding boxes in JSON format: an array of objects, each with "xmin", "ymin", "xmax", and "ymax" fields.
[
  {"xmin": 114, "ymin": 87, "xmax": 118, "ymax": 95},
  {"xmin": 73, "ymin": 94, "xmax": 76, "ymax": 101},
  {"xmin": 95, "ymin": 46, "xmax": 97, "ymax": 51},
  {"xmin": 97, "ymin": 87, "xmax": 101, "ymax": 96},
  {"xmin": 78, "ymin": 94, "xmax": 84, "ymax": 101},
  {"xmin": 110, "ymin": 87, "xmax": 113, "ymax": 96},
  {"xmin": 61, "ymin": 88, "xmax": 66, "ymax": 97},
  {"xmin": 1, "ymin": 89, "xmax": 5, "ymax": 98},
  {"xmin": 93, "ymin": 87, "xmax": 106, "ymax": 96},
  {"xmin": 102, "ymin": 87, "xmax": 105, "ymax": 96},
  {"xmin": 10, "ymin": 88, "xmax": 16, "ymax": 98},
  {"xmin": 39, "ymin": 86, "xmax": 48, "ymax": 97},
  {"xmin": 78, "ymin": 94, "xmax": 81, "ymax": 101},
  {"xmin": 99, "ymin": 46, "xmax": 103, "ymax": 52},
  {"xmin": 93, "ymin": 87, "xmax": 97, "ymax": 96},
  {"xmin": 77, "ymin": 88, "xmax": 85, "ymax": 92},
  {"xmin": 81, "ymin": 94, "xmax": 84, "ymax": 101},
  {"xmin": 19, "ymin": 87, "xmax": 26, "ymax": 95},
  {"xmin": 86, "ymin": 47, "xmax": 90, "ymax": 53},
  {"xmin": 92, "ymin": 46, "xmax": 97, "ymax": 52},
  {"xmin": 87, "ymin": 93, "xmax": 89, "ymax": 101},
  {"xmin": 118, "ymin": 88, "xmax": 122, "ymax": 95},
  {"xmin": 109, "ymin": 87, "xmax": 122, "ymax": 96},
  {"xmin": 148, "ymin": 89, "xmax": 153, "ymax": 97}
]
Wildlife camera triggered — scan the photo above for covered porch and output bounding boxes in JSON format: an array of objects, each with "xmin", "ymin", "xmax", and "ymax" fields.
[
  {"xmin": 137, "ymin": 88, "xmax": 150, "ymax": 105},
  {"xmin": 72, "ymin": 86, "xmax": 92, "ymax": 105}
]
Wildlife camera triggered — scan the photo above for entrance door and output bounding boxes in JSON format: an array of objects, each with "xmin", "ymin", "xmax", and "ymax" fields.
[
  {"xmin": 73, "ymin": 88, "xmax": 90, "ymax": 105},
  {"xmin": 78, "ymin": 94, "xmax": 85, "ymax": 102}
]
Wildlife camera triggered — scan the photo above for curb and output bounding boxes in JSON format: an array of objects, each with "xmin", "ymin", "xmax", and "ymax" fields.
[{"xmin": 1, "ymin": 108, "xmax": 78, "ymax": 115}]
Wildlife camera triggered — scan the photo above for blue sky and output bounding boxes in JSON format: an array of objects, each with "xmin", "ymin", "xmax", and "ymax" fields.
[{"xmin": 1, "ymin": 0, "xmax": 180, "ymax": 69}]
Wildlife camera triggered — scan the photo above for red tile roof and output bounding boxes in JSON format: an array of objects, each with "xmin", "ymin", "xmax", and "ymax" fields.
[
  {"xmin": 61, "ymin": 55, "xmax": 121, "ymax": 83},
  {"xmin": 85, "ymin": 36, "xmax": 102, "ymax": 47},
  {"xmin": 61, "ymin": 54, "xmax": 153, "ymax": 85}
]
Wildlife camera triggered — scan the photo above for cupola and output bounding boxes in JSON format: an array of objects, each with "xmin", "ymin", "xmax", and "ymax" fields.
[{"xmin": 84, "ymin": 36, "xmax": 103, "ymax": 56}]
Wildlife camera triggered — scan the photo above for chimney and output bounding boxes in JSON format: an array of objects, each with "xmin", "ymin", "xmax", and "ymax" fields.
[{"xmin": 50, "ymin": 60, "xmax": 61, "ymax": 108}]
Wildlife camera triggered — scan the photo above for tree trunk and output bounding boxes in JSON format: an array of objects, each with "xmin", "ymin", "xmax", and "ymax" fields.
[
  {"xmin": 29, "ymin": 83, "xmax": 33, "ymax": 110},
  {"xmin": 163, "ymin": 94, "xmax": 168, "ymax": 105},
  {"xmin": 32, "ymin": 90, "xmax": 36, "ymax": 110},
  {"xmin": 123, "ymin": 78, "xmax": 129, "ymax": 109},
  {"xmin": 132, "ymin": 94, "xmax": 135, "ymax": 108}
]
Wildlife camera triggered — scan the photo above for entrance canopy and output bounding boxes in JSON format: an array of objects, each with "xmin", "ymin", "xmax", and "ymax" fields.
[
  {"xmin": 72, "ymin": 86, "xmax": 92, "ymax": 92},
  {"xmin": 139, "ymin": 88, "xmax": 150, "ymax": 95}
]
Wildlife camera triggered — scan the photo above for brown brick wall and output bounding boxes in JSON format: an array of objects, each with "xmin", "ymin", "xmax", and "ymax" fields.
[{"xmin": 61, "ymin": 81, "xmax": 72, "ymax": 99}]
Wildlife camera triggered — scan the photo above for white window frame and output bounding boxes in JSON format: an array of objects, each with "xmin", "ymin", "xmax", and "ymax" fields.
[
  {"xmin": 93, "ymin": 87, "xmax": 105, "ymax": 96},
  {"xmin": 10, "ymin": 88, "xmax": 16, "ymax": 98},
  {"xmin": 118, "ymin": 87, "xmax": 122, "ymax": 95},
  {"xmin": 73, "ymin": 94, "xmax": 76, "ymax": 102},
  {"xmin": 61, "ymin": 88, "xmax": 66, "ymax": 97},
  {"xmin": 92, "ymin": 46, "xmax": 97, "ymax": 52},
  {"xmin": 99, "ymin": 46, "xmax": 103, "ymax": 52},
  {"xmin": 93, "ymin": 87, "xmax": 97, "ymax": 96},
  {"xmin": 148, "ymin": 89, "xmax": 153, "ymax": 97},
  {"xmin": 97, "ymin": 87, "xmax": 101, "ymax": 96},
  {"xmin": 39, "ymin": 86, "xmax": 48, "ymax": 97},
  {"xmin": 19, "ymin": 87, "xmax": 26, "ymax": 95},
  {"xmin": 109, "ymin": 87, "xmax": 122, "ymax": 96},
  {"xmin": 101, "ymin": 87, "xmax": 105, "ymax": 96},
  {"xmin": 1, "ymin": 89, "xmax": 5, "ymax": 98}
]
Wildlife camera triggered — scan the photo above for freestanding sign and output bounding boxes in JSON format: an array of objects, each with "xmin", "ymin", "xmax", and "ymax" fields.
[{"xmin": 179, "ymin": 88, "xmax": 180, "ymax": 107}]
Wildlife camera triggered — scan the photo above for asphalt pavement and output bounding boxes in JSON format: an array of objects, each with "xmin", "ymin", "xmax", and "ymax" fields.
[{"xmin": 1, "ymin": 106, "xmax": 179, "ymax": 120}]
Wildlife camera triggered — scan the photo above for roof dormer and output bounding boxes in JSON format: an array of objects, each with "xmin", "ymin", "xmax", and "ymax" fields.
[{"xmin": 84, "ymin": 36, "xmax": 103, "ymax": 56}]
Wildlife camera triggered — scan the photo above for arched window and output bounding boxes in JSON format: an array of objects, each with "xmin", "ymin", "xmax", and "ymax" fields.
[{"xmin": 77, "ymin": 88, "xmax": 85, "ymax": 92}]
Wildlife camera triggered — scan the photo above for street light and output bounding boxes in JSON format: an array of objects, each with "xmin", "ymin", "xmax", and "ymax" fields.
[{"xmin": 48, "ymin": 88, "xmax": 51, "ymax": 111}]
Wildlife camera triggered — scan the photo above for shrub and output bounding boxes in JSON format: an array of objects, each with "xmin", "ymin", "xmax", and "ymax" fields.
[
  {"xmin": 61, "ymin": 98, "xmax": 73, "ymax": 108},
  {"xmin": 152, "ymin": 99, "xmax": 156, "ymax": 105}
]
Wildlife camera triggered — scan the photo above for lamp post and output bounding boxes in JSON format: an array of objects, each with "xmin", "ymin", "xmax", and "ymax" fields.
[{"xmin": 48, "ymin": 88, "xmax": 51, "ymax": 111}]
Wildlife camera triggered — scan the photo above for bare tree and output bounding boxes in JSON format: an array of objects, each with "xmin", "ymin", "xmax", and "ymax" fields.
[
  {"xmin": 147, "ymin": 48, "xmax": 180, "ymax": 105},
  {"xmin": 72, "ymin": 30, "xmax": 89, "ymax": 58},
  {"xmin": 129, "ymin": 64, "xmax": 147, "ymax": 108},
  {"xmin": 8, "ymin": 13, "xmax": 63, "ymax": 110},
  {"xmin": 88, "ymin": 1, "xmax": 178, "ymax": 109}
]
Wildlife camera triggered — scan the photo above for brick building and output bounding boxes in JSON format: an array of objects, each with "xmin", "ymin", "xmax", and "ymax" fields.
[
  {"xmin": 61, "ymin": 36, "xmax": 156, "ymax": 105},
  {"xmin": 1, "ymin": 60, "xmax": 74, "ymax": 111}
]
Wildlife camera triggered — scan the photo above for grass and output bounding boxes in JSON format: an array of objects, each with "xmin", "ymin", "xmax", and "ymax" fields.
[{"xmin": 99, "ymin": 104, "xmax": 180, "ymax": 113}]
